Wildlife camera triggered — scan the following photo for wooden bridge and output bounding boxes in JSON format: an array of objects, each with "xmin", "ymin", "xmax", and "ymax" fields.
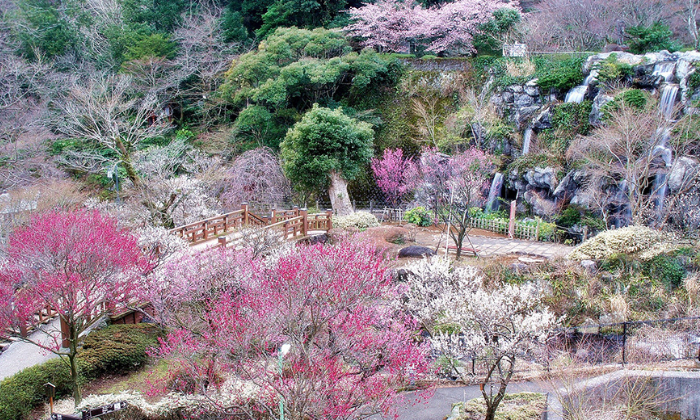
[{"xmin": 169, "ymin": 203, "xmax": 333, "ymax": 246}]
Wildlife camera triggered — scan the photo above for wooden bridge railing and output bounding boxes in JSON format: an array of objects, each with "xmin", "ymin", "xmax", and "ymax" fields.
[{"xmin": 170, "ymin": 203, "xmax": 333, "ymax": 245}]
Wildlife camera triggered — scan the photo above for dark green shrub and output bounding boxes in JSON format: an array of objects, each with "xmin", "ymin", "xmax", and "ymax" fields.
[
  {"xmin": 404, "ymin": 206, "xmax": 432, "ymax": 227},
  {"xmin": 0, "ymin": 358, "xmax": 74, "ymax": 420},
  {"xmin": 596, "ymin": 55, "xmax": 634, "ymax": 83},
  {"xmin": 552, "ymin": 101, "xmax": 592, "ymax": 136},
  {"xmin": 79, "ymin": 324, "xmax": 160, "ymax": 380},
  {"xmin": 557, "ymin": 207, "xmax": 581, "ymax": 228},
  {"xmin": 643, "ymin": 255, "xmax": 686, "ymax": 290},
  {"xmin": 626, "ymin": 22, "xmax": 679, "ymax": 54},
  {"xmin": 618, "ymin": 89, "xmax": 647, "ymax": 109},
  {"xmin": 534, "ymin": 56, "xmax": 586, "ymax": 92}
]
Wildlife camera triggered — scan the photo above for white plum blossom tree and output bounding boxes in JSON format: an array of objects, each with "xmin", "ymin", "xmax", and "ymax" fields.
[{"xmin": 397, "ymin": 257, "xmax": 560, "ymax": 420}]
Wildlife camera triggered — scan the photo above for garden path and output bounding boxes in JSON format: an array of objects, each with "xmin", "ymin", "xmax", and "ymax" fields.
[{"xmin": 0, "ymin": 318, "xmax": 60, "ymax": 381}]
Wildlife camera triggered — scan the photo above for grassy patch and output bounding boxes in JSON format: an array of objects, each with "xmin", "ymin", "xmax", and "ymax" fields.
[{"xmin": 452, "ymin": 392, "xmax": 547, "ymax": 420}]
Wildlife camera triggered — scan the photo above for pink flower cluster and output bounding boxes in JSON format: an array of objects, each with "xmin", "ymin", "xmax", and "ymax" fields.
[{"xmin": 345, "ymin": 0, "xmax": 520, "ymax": 54}]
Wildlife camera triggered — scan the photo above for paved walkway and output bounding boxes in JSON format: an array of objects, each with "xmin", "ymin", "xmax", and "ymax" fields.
[
  {"xmin": 393, "ymin": 381, "xmax": 563, "ymax": 420},
  {"xmin": 466, "ymin": 234, "xmax": 572, "ymax": 259},
  {"xmin": 0, "ymin": 318, "xmax": 60, "ymax": 380}
]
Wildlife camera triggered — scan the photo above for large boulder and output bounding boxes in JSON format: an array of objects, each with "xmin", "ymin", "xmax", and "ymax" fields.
[
  {"xmin": 398, "ymin": 246, "xmax": 436, "ymax": 258},
  {"xmin": 668, "ymin": 156, "xmax": 700, "ymax": 191},
  {"xmin": 524, "ymin": 167, "xmax": 559, "ymax": 191}
]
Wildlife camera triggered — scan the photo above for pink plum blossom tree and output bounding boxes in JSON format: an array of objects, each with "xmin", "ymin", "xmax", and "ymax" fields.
[
  {"xmin": 371, "ymin": 148, "xmax": 414, "ymax": 206},
  {"xmin": 409, "ymin": 148, "xmax": 493, "ymax": 258},
  {"xmin": 0, "ymin": 209, "xmax": 149, "ymax": 404},
  {"xmin": 144, "ymin": 242, "xmax": 430, "ymax": 420}
]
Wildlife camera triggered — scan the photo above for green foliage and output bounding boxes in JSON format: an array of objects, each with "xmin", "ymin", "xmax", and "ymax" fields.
[
  {"xmin": 626, "ymin": 22, "xmax": 679, "ymax": 54},
  {"xmin": 79, "ymin": 324, "xmax": 160, "ymax": 380},
  {"xmin": 600, "ymin": 89, "xmax": 650, "ymax": 116},
  {"xmin": 473, "ymin": 8, "xmax": 521, "ymax": 56},
  {"xmin": 221, "ymin": 27, "xmax": 395, "ymax": 112},
  {"xmin": 255, "ymin": 0, "xmax": 349, "ymax": 39},
  {"xmin": 687, "ymin": 66, "xmax": 700, "ymax": 92},
  {"xmin": 221, "ymin": 10, "xmax": 249, "ymax": 43},
  {"xmin": 557, "ymin": 207, "xmax": 581, "ymax": 228},
  {"xmin": 121, "ymin": 0, "xmax": 188, "ymax": 33},
  {"xmin": 13, "ymin": 0, "xmax": 80, "ymax": 60},
  {"xmin": 643, "ymin": 254, "xmax": 687, "ymax": 290},
  {"xmin": 404, "ymin": 206, "xmax": 432, "ymax": 226},
  {"xmin": 596, "ymin": 55, "xmax": 634, "ymax": 83},
  {"xmin": 281, "ymin": 105, "xmax": 374, "ymax": 193},
  {"xmin": 0, "ymin": 358, "xmax": 74, "ymax": 420},
  {"xmin": 124, "ymin": 33, "xmax": 176, "ymax": 61},
  {"xmin": 552, "ymin": 101, "xmax": 592, "ymax": 136},
  {"xmin": 534, "ymin": 56, "xmax": 586, "ymax": 92}
]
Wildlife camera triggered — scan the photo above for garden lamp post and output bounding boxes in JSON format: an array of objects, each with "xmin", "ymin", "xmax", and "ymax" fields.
[{"xmin": 278, "ymin": 343, "xmax": 291, "ymax": 420}]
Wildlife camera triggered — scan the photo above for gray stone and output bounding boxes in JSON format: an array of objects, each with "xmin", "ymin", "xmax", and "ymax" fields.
[
  {"xmin": 502, "ymin": 91, "xmax": 514, "ymax": 103},
  {"xmin": 668, "ymin": 156, "xmax": 700, "ymax": 191},
  {"xmin": 589, "ymin": 92, "xmax": 614, "ymax": 126},
  {"xmin": 533, "ymin": 107, "xmax": 552, "ymax": 131},
  {"xmin": 514, "ymin": 105, "xmax": 541, "ymax": 128},
  {"xmin": 580, "ymin": 259, "xmax": 597, "ymax": 272},
  {"xmin": 554, "ymin": 170, "xmax": 586, "ymax": 198},
  {"xmin": 507, "ymin": 84, "xmax": 523, "ymax": 93},
  {"xmin": 398, "ymin": 246, "xmax": 436, "ymax": 258},
  {"xmin": 514, "ymin": 93, "xmax": 535, "ymax": 107},
  {"xmin": 509, "ymin": 262, "xmax": 529, "ymax": 273},
  {"xmin": 524, "ymin": 83, "xmax": 539, "ymax": 97},
  {"xmin": 524, "ymin": 167, "xmax": 558, "ymax": 190},
  {"xmin": 523, "ymin": 189, "xmax": 558, "ymax": 217}
]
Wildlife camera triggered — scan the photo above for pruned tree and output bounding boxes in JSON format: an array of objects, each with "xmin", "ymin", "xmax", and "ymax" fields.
[
  {"xmin": 52, "ymin": 73, "xmax": 171, "ymax": 187},
  {"xmin": 0, "ymin": 209, "xmax": 149, "ymax": 405},
  {"xmin": 221, "ymin": 147, "xmax": 291, "ymax": 210},
  {"xmin": 143, "ymin": 242, "xmax": 430, "ymax": 419},
  {"xmin": 399, "ymin": 257, "xmax": 559, "ymax": 420},
  {"xmin": 281, "ymin": 105, "xmax": 374, "ymax": 216}
]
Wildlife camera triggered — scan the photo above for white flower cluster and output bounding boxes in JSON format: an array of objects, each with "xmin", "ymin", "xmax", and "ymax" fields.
[
  {"xmin": 397, "ymin": 257, "xmax": 560, "ymax": 376},
  {"xmin": 332, "ymin": 211, "xmax": 380, "ymax": 230},
  {"xmin": 568, "ymin": 226, "xmax": 679, "ymax": 261}
]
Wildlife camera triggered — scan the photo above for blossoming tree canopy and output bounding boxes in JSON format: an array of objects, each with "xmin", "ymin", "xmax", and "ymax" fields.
[
  {"xmin": 0, "ymin": 209, "xmax": 149, "ymax": 404},
  {"xmin": 148, "ymin": 242, "xmax": 431, "ymax": 419},
  {"xmin": 345, "ymin": 0, "xmax": 521, "ymax": 54}
]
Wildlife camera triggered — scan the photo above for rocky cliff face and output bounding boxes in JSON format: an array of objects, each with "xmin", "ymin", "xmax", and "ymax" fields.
[{"xmin": 489, "ymin": 50, "xmax": 700, "ymax": 223}]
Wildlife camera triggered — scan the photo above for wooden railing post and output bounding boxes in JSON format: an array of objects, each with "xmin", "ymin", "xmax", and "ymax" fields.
[
  {"xmin": 326, "ymin": 209, "xmax": 333, "ymax": 230},
  {"xmin": 508, "ymin": 200, "xmax": 516, "ymax": 239},
  {"xmin": 301, "ymin": 208, "xmax": 308, "ymax": 237},
  {"xmin": 242, "ymin": 202, "xmax": 249, "ymax": 226},
  {"xmin": 293, "ymin": 206, "xmax": 299, "ymax": 217}
]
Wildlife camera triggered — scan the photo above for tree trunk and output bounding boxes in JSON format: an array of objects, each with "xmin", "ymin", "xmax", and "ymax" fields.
[
  {"xmin": 68, "ymin": 324, "xmax": 81, "ymax": 406},
  {"xmin": 114, "ymin": 137, "xmax": 140, "ymax": 187},
  {"xmin": 328, "ymin": 171, "xmax": 353, "ymax": 216}
]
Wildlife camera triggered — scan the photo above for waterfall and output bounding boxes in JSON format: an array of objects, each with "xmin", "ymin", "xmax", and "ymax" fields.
[
  {"xmin": 659, "ymin": 84, "xmax": 679, "ymax": 119},
  {"xmin": 485, "ymin": 173, "xmax": 504, "ymax": 213},
  {"xmin": 522, "ymin": 127, "xmax": 533, "ymax": 155},
  {"xmin": 652, "ymin": 145, "xmax": 673, "ymax": 217},
  {"xmin": 565, "ymin": 85, "xmax": 588, "ymax": 103},
  {"xmin": 652, "ymin": 62, "xmax": 676, "ymax": 83},
  {"xmin": 614, "ymin": 180, "xmax": 632, "ymax": 228}
]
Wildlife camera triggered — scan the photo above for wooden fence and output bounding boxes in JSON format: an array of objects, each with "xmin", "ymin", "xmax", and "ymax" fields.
[{"xmin": 170, "ymin": 203, "xmax": 333, "ymax": 245}]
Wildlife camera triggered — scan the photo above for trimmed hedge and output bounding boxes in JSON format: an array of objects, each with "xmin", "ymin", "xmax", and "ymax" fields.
[
  {"xmin": 80, "ymin": 324, "xmax": 160, "ymax": 380},
  {"xmin": 0, "ymin": 358, "xmax": 74, "ymax": 420},
  {"xmin": 0, "ymin": 324, "xmax": 160, "ymax": 420}
]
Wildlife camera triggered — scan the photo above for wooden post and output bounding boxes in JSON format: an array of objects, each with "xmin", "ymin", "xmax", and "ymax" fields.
[
  {"xmin": 583, "ymin": 225, "xmax": 589, "ymax": 242},
  {"xmin": 301, "ymin": 208, "xmax": 308, "ymax": 237},
  {"xmin": 326, "ymin": 209, "xmax": 333, "ymax": 230},
  {"xmin": 293, "ymin": 205, "xmax": 299, "ymax": 217},
  {"xmin": 242, "ymin": 202, "xmax": 249, "ymax": 226},
  {"xmin": 535, "ymin": 220, "xmax": 540, "ymax": 241},
  {"xmin": 508, "ymin": 200, "xmax": 516, "ymax": 239},
  {"xmin": 218, "ymin": 237, "xmax": 227, "ymax": 248}
]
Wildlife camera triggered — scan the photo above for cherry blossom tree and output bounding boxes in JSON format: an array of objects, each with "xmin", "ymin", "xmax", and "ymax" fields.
[
  {"xmin": 345, "ymin": 0, "xmax": 519, "ymax": 54},
  {"xmin": 398, "ymin": 257, "xmax": 559, "ymax": 420},
  {"xmin": 371, "ymin": 148, "xmax": 414, "ymax": 207},
  {"xmin": 0, "ymin": 209, "xmax": 149, "ymax": 405},
  {"xmin": 144, "ymin": 242, "xmax": 430, "ymax": 420}
]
